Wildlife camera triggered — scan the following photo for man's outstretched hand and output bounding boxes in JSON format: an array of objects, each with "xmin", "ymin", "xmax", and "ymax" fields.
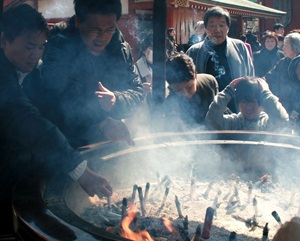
[
  {"xmin": 99, "ymin": 117, "xmax": 135, "ymax": 146},
  {"xmin": 78, "ymin": 167, "xmax": 113, "ymax": 198}
]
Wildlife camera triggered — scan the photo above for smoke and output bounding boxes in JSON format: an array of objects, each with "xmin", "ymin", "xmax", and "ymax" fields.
[
  {"xmin": 40, "ymin": 0, "xmax": 74, "ymax": 19},
  {"xmin": 205, "ymin": 39, "xmax": 226, "ymax": 80}
]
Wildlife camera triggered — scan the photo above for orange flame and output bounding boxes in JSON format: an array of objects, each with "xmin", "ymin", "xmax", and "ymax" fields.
[
  {"xmin": 162, "ymin": 217, "xmax": 175, "ymax": 233},
  {"xmin": 120, "ymin": 204, "xmax": 154, "ymax": 241}
]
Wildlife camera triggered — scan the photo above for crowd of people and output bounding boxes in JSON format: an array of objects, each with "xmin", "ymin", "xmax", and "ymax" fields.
[{"xmin": 1, "ymin": 0, "xmax": 300, "ymax": 238}]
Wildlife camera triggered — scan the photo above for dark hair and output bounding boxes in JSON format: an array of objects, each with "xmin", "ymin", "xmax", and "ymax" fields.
[
  {"xmin": 0, "ymin": 4, "xmax": 49, "ymax": 42},
  {"xmin": 273, "ymin": 23, "xmax": 284, "ymax": 31},
  {"xmin": 167, "ymin": 27, "xmax": 175, "ymax": 36},
  {"xmin": 240, "ymin": 35, "xmax": 247, "ymax": 42},
  {"xmin": 204, "ymin": 6, "xmax": 231, "ymax": 28},
  {"xmin": 166, "ymin": 53, "xmax": 196, "ymax": 84},
  {"xmin": 261, "ymin": 32, "xmax": 278, "ymax": 47},
  {"xmin": 139, "ymin": 31, "xmax": 153, "ymax": 56},
  {"xmin": 74, "ymin": 0, "xmax": 122, "ymax": 22},
  {"xmin": 235, "ymin": 77, "xmax": 261, "ymax": 105}
]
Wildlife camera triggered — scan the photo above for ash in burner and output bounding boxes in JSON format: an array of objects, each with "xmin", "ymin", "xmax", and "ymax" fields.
[{"xmin": 77, "ymin": 173, "xmax": 300, "ymax": 241}]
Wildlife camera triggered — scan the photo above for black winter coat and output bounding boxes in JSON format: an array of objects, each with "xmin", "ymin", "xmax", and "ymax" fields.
[
  {"xmin": 0, "ymin": 50, "xmax": 83, "ymax": 198},
  {"xmin": 253, "ymin": 47, "xmax": 284, "ymax": 77},
  {"xmin": 41, "ymin": 20, "xmax": 144, "ymax": 147}
]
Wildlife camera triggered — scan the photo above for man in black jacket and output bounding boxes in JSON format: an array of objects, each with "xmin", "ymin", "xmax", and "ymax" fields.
[
  {"xmin": 0, "ymin": 4, "xmax": 116, "ymax": 234},
  {"xmin": 41, "ymin": 0, "xmax": 144, "ymax": 148}
]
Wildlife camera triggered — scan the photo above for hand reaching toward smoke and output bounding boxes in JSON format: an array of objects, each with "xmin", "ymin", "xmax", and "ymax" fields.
[
  {"xmin": 99, "ymin": 117, "xmax": 135, "ymax": 146},
  {"xmin": 78, "ymin": 167, "xmax": 113, "ymax": 198},
  {"xmin": 95, "ymin": 82, "xmax": 116, "ymax": 112}
]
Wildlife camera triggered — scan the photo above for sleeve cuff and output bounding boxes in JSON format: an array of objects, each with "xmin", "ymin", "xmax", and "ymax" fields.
[{"xmin": 68, "ymin": 160, "xmax": 87, "ymax": 180}]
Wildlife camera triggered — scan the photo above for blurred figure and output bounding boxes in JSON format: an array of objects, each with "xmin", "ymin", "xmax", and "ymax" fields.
[
  {"xmin": 187, "ymin": 21, "xmax": 206, "ymax": 48},
  {"xmin": 240, "ymin": 34, "xmax": 253, "ymax": 59},
  {"xmin": 187, "ymin": 6, "xmax": 254, "ymax": 113},
  {"xmin": 273, "ymin": 23, "xmax": 285, "ymax": 36},
  {"xmin": 0, "ymin": 4, "xmax": 112, "ymax": 235},
  {"xmin": 246, "ymin": 31, "xmax": 261, "ymax": 52},
  {"xmin": 166, "ymin": 27, "xmax": 178, "ymax": 58},
  {"xmin": 164, "ymin": 53, "xmax": 219, "ymax": 131},
  {"xmin": 48, "ymin": 20, "xmax": 67, "ymax": 39},
  {"xmin": 277, "ymin": 34, "xmax": 285, "ymax": 51},
  {"xmin": 264, "ymin": 32, "xmax": 300, "ymax": 120},
  {"xmin": 136, "ymin": 31, "xmax": 153, "ymax": 92},
  {"xmin": 253, "ymin": 32, "xmax": 284, "ymax": 77},
  {"xmin": 273, "ymin": 216, "xmax": 300, "ymax": 241},
  {"xmin": 205, "ymin": 77, "xmax": 289, "ymax": 131},
  {"xmin": 41, "ymin": 0, "xmax": 141, "ymax": 148}
]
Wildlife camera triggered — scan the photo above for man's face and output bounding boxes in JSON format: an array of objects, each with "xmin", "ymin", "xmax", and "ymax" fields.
[
  {"xmin": 265, "ymin": 37, "xmax": 277, "ymax": 51},
  {"xmin": 238, "ymin": 99, "xmax": 262, "ymax": 120},
  {"xmin": 76, "ymin": 13, "xmax": 117, "ymax": 56},
  {"xmin": 1, "ymin": 31, "xmax": 47, "ymax": 73},
  {"xmin": 275, "ymin": 27, "xmax": 284, "ymax": 36},
  {"xmin": 205, "ymin": 16, "xmax": 229, "ymax": 45},
  {"xmin": 170, "ymin": 79, "xmax": 197, "ymax": 99}
]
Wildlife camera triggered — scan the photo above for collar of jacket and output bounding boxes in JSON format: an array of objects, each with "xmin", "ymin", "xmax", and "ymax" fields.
[{"xmin": 0, "ymin": 49, "xmax": 19, "ymax": 81}]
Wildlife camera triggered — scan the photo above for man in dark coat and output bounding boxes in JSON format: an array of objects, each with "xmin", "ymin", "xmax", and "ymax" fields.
[
  {"xmin": 41, "ymin": 0, "xmax": 144, "ymax": 147},
  {"xmin": 0, "ymin": 4, "xmax": 114, "ymax": 234}
]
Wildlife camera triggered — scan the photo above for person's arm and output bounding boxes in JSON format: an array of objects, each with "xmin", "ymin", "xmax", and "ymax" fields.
[
  {"xmin": 0, "ymin": 84, "xmax": 112, "ymax": 197},
  {"xmin": 205, "ymin": 78, "xmax": 243, "ymax": 130},
  {"xmin": 257, "ymin": 78, "xmax": 289, "ymax": 126}
]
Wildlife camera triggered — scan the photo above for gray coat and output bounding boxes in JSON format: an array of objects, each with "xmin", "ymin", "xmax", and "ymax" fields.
[{"xmin": 187, "ymin": 37, "xmax": 255, "ymax": 80}]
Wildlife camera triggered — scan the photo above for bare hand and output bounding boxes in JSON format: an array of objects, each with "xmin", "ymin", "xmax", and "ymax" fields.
[
  {"xmin": 78, "ymin": 167, "xmax": 113, "ymax": 198},
  {"xmin": 142, "ymin": 82, "xmax": 152, "ymax": 95},
  {"xmin": 229, "ymin": 77, "xmax": 245, "ymax": 90},
  {"xmin": 99, "ymin": 117, "xmax": 135, "ymax": 146},
  {"xmin": 95, "ymin": 82, "xmax": 116, "ymax": 112},
  {"xmin": 257, "ymin": 78, "xmax": 269, "ymax": 91}
]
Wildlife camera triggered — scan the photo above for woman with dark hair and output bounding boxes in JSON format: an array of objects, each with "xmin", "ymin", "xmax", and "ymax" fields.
[
  {"xmin": 166, "ymin": 27, "xmax": 178, "ymax": 58},
  {"xmin": 253, "ymin": 32, "xmax": 284, "ymax": 77}
]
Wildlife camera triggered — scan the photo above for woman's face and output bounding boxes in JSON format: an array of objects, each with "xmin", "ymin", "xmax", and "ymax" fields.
[
  {"xmin": 283, "ymin": 39, "xmax": 297, "ymax": 59},
  {"xmin": 264, "ymin": 37, "xmax": 277, "ymax": 51}
]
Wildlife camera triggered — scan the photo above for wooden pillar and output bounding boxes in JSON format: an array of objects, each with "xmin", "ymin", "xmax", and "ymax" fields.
[
  {"xmin": 0, "ymin": 0, "xmax": 3, "ymax": 14},
  {"xmin": 152, "ymin": 0, "xmax": 166, "ymax": 123}
]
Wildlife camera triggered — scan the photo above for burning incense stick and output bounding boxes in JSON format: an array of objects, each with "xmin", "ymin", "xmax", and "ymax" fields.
[
  {"xmin": 190, "ymin": 177, "xmax": 196, "ymax": 199},
  {"xmin": 203, "ymin": 180, "xmax": 214, "ymax": 199},
  {"xmin": 247, "ymin": 181, "xmax": 253, "ymax": 204},
  {"xmin": 201, "ymin": 207, "xmax": 215, "ymax": 239},
  {"xmin": 262, "ymin": 223, "xmax": 269, "ymax": 241},
  {"xmin": 131, "ymin": 184, "xmax": 138, "ymax": 203},
  {"xmin": 271, "ymin": 211, "xmax": 283, "ymax": 226},
  {"xmin": 192, "ymin": 224, "xmax": 202, "ymax": 241},
  {"xmin": 228, "ymin": 231, "xmax": 237, "ymax": 241},
  {"xmin": 253, "ymin": 196, "xmax": 258, "ymax": 218},
  {"xmin": 144, "ymin": 182, "xmax": 150, "ymax": 204},
  {"xmin": 107, "ymin": 196, "xmax": 111, "ymax": 210},
  {"xmin": 175, "ymin": 195, "xmax": 184, "ymax": 218},
  {"xmin": 160, "ymin": 187, "xmax": 170, "ymax": 209},
  {"xmin": 121, "ymin": 198, "xmax": 128, "ymax": 220},
  {"xmin": 138, "ymin": 186, "xmax": 146, "ymax": 216}
]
